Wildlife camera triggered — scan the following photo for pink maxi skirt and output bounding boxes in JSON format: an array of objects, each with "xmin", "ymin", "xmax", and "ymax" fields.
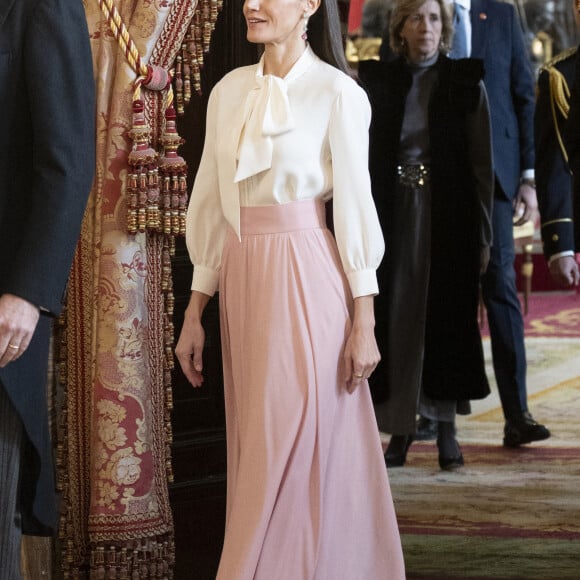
[{"xmin": 216, "ymin": 199, "xmax": 405, "ymax": 580}]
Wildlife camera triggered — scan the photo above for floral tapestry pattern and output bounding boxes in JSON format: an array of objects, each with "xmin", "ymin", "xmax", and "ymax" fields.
[{"xmin": 58, "ymin": 0, "xmax": 200, "ymax": 575}]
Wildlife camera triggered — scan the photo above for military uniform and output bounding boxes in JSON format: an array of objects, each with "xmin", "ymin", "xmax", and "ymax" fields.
[{"xmin": 535, "ymin": 46, "xmax": 578, "ymax": 259}]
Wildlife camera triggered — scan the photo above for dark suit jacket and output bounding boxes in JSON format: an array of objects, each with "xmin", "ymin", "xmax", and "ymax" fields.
[
  {"xmin": 535, "ymin": 47, "xmax": 577, "ymax": 258},
  {"xmin": 0, "ymin": 0, "xmax": 95, "ymax": 534},
  {"xmin": 470, "ymin": 0, "xmax": 535, "ymax": 200}
]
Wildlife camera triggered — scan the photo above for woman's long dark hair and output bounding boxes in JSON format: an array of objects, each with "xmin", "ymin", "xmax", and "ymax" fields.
[{"xmin": 308, "ymin": 0, "xmax": 351, "ymax": 75}]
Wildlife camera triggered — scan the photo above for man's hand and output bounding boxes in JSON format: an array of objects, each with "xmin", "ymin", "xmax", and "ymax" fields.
[
  {"xmin": 549, "ymin": 256, "xmax": 580, "ymax": 287},
  {"xmin": 0, "ymin": 294, "xmax": 40, "ymax": 368},
  {"xmin": 513, "ymin": 183, "xmax": 540, "ymax": 226}
]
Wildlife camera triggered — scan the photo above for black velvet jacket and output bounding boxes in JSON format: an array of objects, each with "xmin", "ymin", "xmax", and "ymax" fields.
[{"xmin": 359, "ymin": 55, "xmax": 492, "ymax": 401}]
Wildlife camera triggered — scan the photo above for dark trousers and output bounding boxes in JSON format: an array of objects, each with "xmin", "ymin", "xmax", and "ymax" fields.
[
  {"xmin": 481, "ymin": 190, "xmax": 528, "ymax": 421},
  {"xmin": 0, "ymin": 382, "xmax": 24, "ymax": 580}
]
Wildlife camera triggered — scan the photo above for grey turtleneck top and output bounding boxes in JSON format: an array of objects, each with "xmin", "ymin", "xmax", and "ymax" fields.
[{"xmin": 398, "ymin": 52, "xmax": 439, "ymax": 165}]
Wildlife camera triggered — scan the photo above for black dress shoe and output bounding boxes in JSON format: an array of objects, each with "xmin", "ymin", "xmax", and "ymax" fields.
[
  {"xmin": 503, "ymin": 412, "xmax": 551, "ymax": 447},
  {"xmin": 415, "ymin": 416, "xmax": 438, "ymax": 441},
  {"xmin": 385, "ymin": 435, "xmax": 414, "ymax": 468}
]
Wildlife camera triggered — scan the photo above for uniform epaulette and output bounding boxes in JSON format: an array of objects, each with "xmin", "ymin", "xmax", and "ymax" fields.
[
  {"xmin": 539, "ymin": 46, "xmax": 578, "ymax": 74},
  {"xmin": 539, "ymin": 47, "xmax": 578, "ymax": 164}
]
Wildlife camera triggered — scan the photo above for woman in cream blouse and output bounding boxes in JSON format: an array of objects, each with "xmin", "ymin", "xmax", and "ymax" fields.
[{"xmin": 175, "ymin": 0, "xmax": 405, "ymax": 577}]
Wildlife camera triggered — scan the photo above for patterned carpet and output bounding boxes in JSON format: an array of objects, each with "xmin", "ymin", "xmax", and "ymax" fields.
[{"xmin": 385, "ymin": 292, "xmax": 580, "ymax": 579}]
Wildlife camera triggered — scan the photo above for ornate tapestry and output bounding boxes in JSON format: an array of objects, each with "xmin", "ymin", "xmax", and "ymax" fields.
[{"xmin": 57, "ymin": 0, "xmax": 221, "ymax": 576}]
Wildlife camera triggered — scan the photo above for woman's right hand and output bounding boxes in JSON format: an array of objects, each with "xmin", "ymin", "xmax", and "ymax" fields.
[{"xmin": 175, "ymin": 291, "xmax": 210, "ymax": 387}]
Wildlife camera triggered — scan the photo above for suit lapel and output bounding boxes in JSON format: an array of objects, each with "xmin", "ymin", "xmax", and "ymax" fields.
[
  {"xmin": 0, "ymin": 0, "xmax": 17, "ymax": 27},
  {"xmin": 470, "ymin": 0, "xmax": 488, "ymax": 59}
]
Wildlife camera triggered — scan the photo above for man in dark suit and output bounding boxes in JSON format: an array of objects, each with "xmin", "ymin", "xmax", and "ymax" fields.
[
  {"xmin": 361, "ymin": 0, "xmax": 391, "ymax": 38},
  {"xmin": 408, "ymin": 0, "xmax": 550, "ymax": 447},
  {"xmin": 536, "ymin": 44, "xmax": 580, "ymax": 287},
  {"xmin": 0, "ymin": 0, "xmax": 95, "ymax": 575},
  {"xmin": 451, "ymin": 0, "xmax": 550, "ymax": 447}
]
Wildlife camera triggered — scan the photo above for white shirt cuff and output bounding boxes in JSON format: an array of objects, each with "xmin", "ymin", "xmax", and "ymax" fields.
[
  {"xmin": 346, "ymin": 269, "xmax": 379, "ymax": 299},
  {"xmin": 548, "ymin": 251, "xmax": 575, "ymax": 265},
  {"xmin": 191, "ymin": 265, "xmax": 220, "ymax": 297},
  {"xmin": 521, "ymin": 169, "xmax": 535, "ymax": 180}
]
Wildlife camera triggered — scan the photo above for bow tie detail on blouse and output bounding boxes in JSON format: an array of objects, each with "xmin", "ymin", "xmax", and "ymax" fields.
[{"xmin": 234, "ymin": 73, "xmax": 295, "ymax": 183}]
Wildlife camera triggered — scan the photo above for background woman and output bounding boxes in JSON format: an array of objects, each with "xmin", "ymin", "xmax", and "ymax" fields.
[
  {"xmin": 175, "ymin": 0, "xmax": 405, "ymax": 576},
  {"xmin": 359, "ymin": 0, "xmax": 492, "ymax": 470}
]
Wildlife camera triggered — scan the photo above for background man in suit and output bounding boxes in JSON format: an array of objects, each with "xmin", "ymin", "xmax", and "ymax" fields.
[
  {"xmin": 361, "ymin": 0, "xmax": 392, "ymax": 38},
  {"xmin": 0, "ymin": 0, "xmax": 95, "ymax": 575},
  {"xmin": 416, "ymin": 0, "xmax": 551, "ymax": 447},
  {"xmin": 535, "ymin": 36, "xmax": 579, "ymax": 287}
]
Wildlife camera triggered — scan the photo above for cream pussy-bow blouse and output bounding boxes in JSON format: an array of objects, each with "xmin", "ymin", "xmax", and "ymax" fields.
[{"xmin": 186, "ymin": 45, "xmax": 384, "ymax": 298}]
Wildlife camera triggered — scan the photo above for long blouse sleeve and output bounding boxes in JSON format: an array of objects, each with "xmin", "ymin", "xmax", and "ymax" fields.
[
  {"xmin": 329, "ymin": 80, "xmax": 385, "ymax": 297},
  {"xmin": 185, "ymin": 49, "xmax": 384, "ymax": 299},
  {"xmin": 186, "ymin": 86, "xmax": 229, "ymax": 296}
]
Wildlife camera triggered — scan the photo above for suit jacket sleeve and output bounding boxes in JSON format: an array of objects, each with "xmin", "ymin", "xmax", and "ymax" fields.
[
  {"xmin": 4, "ymin": 0, "xmax": 95, "ymax": 316},
  {"xmin": 535, "ymin": 68, "xmax": 575, "ymax": 259},
  {"xmin": 509, "ymin": 5, "xmax": 536, "ymax": 173}
]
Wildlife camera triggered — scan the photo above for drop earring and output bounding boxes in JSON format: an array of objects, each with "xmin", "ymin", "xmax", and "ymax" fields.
[{"xmin": 302, "ymin": 11, "xmax": 309, "ymax": 41}]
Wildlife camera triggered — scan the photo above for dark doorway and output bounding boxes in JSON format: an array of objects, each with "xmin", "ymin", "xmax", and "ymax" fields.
[{"xmin": 170, "ymin": 3, "xmax": 258, "ymax": 578}]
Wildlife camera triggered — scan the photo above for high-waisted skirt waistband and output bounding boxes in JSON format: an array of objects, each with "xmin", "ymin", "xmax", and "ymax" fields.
[{"xmin": 239, "ymin": 199, "xmax": 327, "ymax": 235}]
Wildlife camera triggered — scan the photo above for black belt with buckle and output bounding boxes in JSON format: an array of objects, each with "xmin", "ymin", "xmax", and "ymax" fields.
[{"xmin": 396, "ymin": 164, "xmax": 431, "ymax": 188}]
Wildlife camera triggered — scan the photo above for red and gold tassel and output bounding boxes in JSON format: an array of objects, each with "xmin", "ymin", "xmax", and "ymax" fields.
[
  {"xmin": 172, "ymin": 0, "xmax": 223, "ymax": 105},
  {"xmin": 158, "ymin": 105, "xmax": 187, "ymax": 243},
  {"xmin": 127, "ymin": 99, "xmax": 158, "ymax": 234}
]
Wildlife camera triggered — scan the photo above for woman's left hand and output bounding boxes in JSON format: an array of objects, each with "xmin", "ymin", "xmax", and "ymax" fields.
[{"xmin": 343, "ymin": 296, "xmax": 381, "ymax": 393}]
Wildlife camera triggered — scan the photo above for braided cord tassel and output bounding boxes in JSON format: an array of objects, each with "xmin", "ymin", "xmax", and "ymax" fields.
[
  {"xmin": 98, "ymin": 0, "xmax": 148, "ymax": 76},
  {"xmin": 98, "ymin": 0, "xmax": 180, "ymax": 236}
]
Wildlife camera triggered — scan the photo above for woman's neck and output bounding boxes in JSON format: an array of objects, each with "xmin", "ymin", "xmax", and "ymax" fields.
[
  {"xmin": 407, "ymin": 51, "xmax": 439, "ymax": 68},
  {"xmin": 262, "ymin": 40, "xmax": 307, "ymax": 78}
]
